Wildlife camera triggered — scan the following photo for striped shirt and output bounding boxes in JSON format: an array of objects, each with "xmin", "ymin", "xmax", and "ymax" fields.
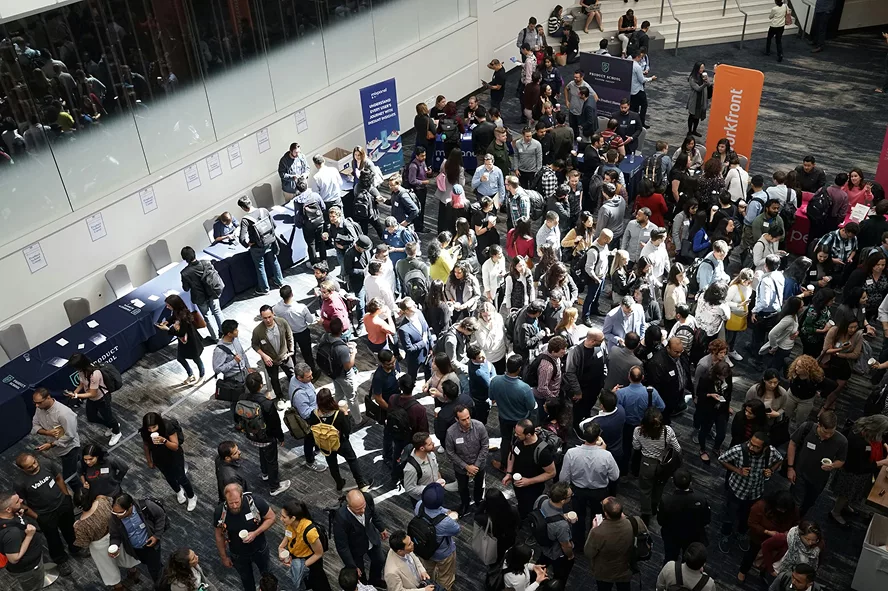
[{"xmin": 633, "ymin": 426, "xmax": 681, "ymax": 459}]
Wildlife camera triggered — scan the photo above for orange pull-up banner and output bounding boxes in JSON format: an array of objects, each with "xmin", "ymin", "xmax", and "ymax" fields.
[{"xmin": 705, "ymin": 65, "xmax": 764, "ymax": 170}]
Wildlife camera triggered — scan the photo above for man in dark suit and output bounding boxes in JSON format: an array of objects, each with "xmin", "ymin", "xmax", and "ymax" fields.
[
  {"xmin": 644, "ymin": 337, "xmax": 691, "ymax": 422},
  {"xmin": 603, "ymin": 331, "xmax": 643, "ymax": 392},
  {"xmin": 657, "ymin": 470, "xmax": 711, "ymax": 563},
  {"xmin": 332, "ymin": 490, "xmax": 389, "ymax": 587},
  {"xmin": 397, "ymin": 297, "xmax": 432, "ymax": 382}
]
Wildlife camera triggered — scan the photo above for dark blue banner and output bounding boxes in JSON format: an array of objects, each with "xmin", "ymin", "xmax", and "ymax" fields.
[
  {"xmin": 578, "ymin": 52, "xmax": 634, "ymax": 117},
  {"xmin": 359, "ymin": 78, "xmax": 403, "ymax": 175}
]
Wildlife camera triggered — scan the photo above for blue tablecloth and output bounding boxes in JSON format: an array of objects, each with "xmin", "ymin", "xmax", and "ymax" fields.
[
  {"xmin": 576, "ymin": 152, "xmax": 645, "ymax": 200},
  {"xmin": 433, "ymin": 133, "xmax": 476, "ymax": 172},
  {"xmin": 0, "ymin": 265, "xmax": 194, "ymax": 452}
]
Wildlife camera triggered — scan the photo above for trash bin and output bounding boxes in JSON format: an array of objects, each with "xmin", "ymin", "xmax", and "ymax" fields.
[{"xmin": 852, "ymin": 513, "xmax": 888, "ymax": 591}]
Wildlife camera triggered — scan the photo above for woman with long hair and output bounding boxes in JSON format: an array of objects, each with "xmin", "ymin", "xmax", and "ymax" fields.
[
  {"xmin": 502, "ymin": 544, "xmax": 549, "ymax": 591},
  {"xmin": 745, "ymin": 369, "xmax": 788, "ymax": 425},
  {"xmin": 846, "ymin": 251, "xmax": 888, "ymax": 319},
  {"xmin": 362, "ymin": 297, "xmax": 396, "ymax": 354},
  {"xmin": 163, "ymin": 548, "xmax": 214, "ymax": 591},
  {"xmin": 428, "ymin": 235, "xmax": 458, "ymax": 283},
  {"xmin": 140, "ymin": 412, "xmax": 197, "ymax": 510},
  {"xmin": 697, "ymin": 158, "xmax": 726, "ymax": 207},
  {"xmin": 475, "ymin": 301, "xmax": 508, "ymax": 374},
  {"xmin": 843, "ymin": 167, "xmax": 873, "ymax": 208},
  {"xmin": 561, "ymin": 211, "xmax": 595, "ymax": 260},
  {"xmin": 307, "ymin": 389, "xmax": 372, "ymax": 491},
  {"xmin": 278, "ymin": 500, "xmax": 332, "ymax": 591},
  {"xmin": 738, "ymin": 489, "xmax": 799, "ymax": 581},
  {"xmin": 610, "ymin": 249, "xmax": 633, "ymax": 304},
  {"xmin": 831, "ymin": 286, "xmax": 871, "ymax": 333},
  {"xmin": 689, "ymin": 210, "xmax": 712, "ymax": 257},
  {"xmin": 730, "ymin": 399, "xmax": 769, "ymax": 447},
  {"xmin": 710, "ymin": 138, "xmax": 735, "ymax": 173},
  {"xmin": 637, "ymin": 325, "xmax": 664, "ymax": 361},
  {"xmin": 686, "ymin": 62, "xmax": 713, "ymax": 137},
  {"xmin": 673, "ymin": 136, "xmax": 704, "ymax": 170},
  {"xmin": 633, "ymin": 407, "xmax": 681, "ymax": 523},
  {"xmin": 765, "ymin": 0, "xmax": 790, "ymax": 61},
  {"xmin": 506, "ymin": 217, "xmax": 536, "ymax": 261},
  {"xmin": 829, "ymin": 415, "xmax": 888, "ymax": 525},
  {"xmin": 799, "ymin": 288, "xmax": 835, "ymax": 357},
  {"xmin": 764, "ymin": 296, "xmax": 803, "ymax": 376},
  {"xmin": 475, "ymin": 489, "xmax": 521, "ymax": 590},
  {"xmin": 502, "ymin": 256, "xmax": 536, "ymax": 316},
  {"xmin": 454, "ymin": 216, "xmax": 479, "ymax": 273},
  {"xmin": 74, "ymin": 493, "xmax": 140, "ymax": 590},
  {"xmin": 80, "ymin": 443, "xmax": 128, "ymax": 505},
  {"xmin": 65, "ymin": 353, "xmax": 121, "ymax": 446},
  {"xmin": 810, "ymin": 243, "xmax": 836, "ymax": 287},
  {"xmin": 634, "ymin": 178, "xmax": 668, "ymax": 228},
  {"xmin": 769, "ymin": 521, "xmax": 823, "ymax": 577},
  {"xmin": 445, "ymin": 260, "xmax": 482, "ymax": 321},
  {"xmin": 695, "ymin": 360, "xmax": 733, "ymax": 463},
  {"xmin": 785, "ymin": 355, "xmax": 833, "ymax": 426},
  {"xmin": 423, "ymin": 353, "xmax": 460, "ymax": 402},
  {"xmin": 554, "ymin": 307, "xmax": 585, "ymax": 348},
  {"xmin": 725, "ymin": 269, "xmax": 754, "ymax": 358},
  {"xmin": 663, "ymin": 263, "xmax": 688, "ymax": 331},
  {"xmin": 413, "ymin": 102, "xmax": 435, "ymax": 155},
  {"xmin": 435, "ymin": 148, "xmax": 466, "ymax": 233},
  {"xmin": 534, "ymin": 243, "xmax": 560, "ymax": 284},
  {"xmin": 672, "ymin": 197, "xmax": 699, "ymax": 261},
  {"xmin": 820, "ymin": 314, "xmax": 863, "ymax": 411},
  {"xmin": 481, "ymin": 244, "xmax": 507, "ymax": 304},
  {"xmin": 696, "ymin": 281, "xmax": 731, "ymax": 345},
  {"xmin": 424, "ymin": 279, "xmax": 452, "ymax": 337},
  {"xmin": 783, "ymin": 256, "xmax": 813, "ymax": 300},
  {"xmin": 155, "ymin": 294, "xmax": 205, "ymax": 384},
  {"xmin": 541, "ymin": 262, "xmax": 579, "ymax": 308}
]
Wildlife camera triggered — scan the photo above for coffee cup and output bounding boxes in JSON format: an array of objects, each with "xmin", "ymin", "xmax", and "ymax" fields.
[
  {"xmin": 239, "ymin": 530, "xmax": 249, "ymax": 540},
  {"xmin": 821, "ymin": 458, "xmax": 832, "ymax": 466},
  {"xmin": 108, "ymin": 544, "xmax": 119, "ymax": 555},
  {"xmin": 338, "ymin": 400, "xmax": 348, "ymax": 411},
  {"xmin": 150, "ymin": 432, "xmax": 161, "ymax": 442},
  {"xmin": 806, "ymin": 285, "xmax": 815, "ymax": 292},
  {"xmin": 279, "ymin": 550, "xmax": 289, "ymax": 561},
  {"xmin": 566, "ymin": 511, "xmax": 578, "ymax": 523},
  {"xmin": 870, "ymin": 358, "xmax": 878, "ymax": 367},
  {"xmin": 512, "ymin": 473, "xmax": 523, "ymax": 482}
]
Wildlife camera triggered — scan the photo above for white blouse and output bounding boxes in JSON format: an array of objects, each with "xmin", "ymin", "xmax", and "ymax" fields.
[
  {"xmin": 481, "ymin": 256, "xmax": 506, "ymax": 299},
  {"xmin": 504, "ymin": 565, "xmax": 540, "ymax": 591}
]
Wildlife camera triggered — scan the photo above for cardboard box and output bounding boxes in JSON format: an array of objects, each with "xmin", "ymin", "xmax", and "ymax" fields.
[{"xmin": 323, "ymin": 147, "xmax": 352, "ymax": 175}]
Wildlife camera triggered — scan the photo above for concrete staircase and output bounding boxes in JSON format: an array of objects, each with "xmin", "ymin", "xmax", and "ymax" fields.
[{"xmin": 573, "ymin": 0, "xmax": 797, "ymax": 51}]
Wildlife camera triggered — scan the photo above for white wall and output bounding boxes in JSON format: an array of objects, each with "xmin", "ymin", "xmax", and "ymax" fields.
[
  {"xmin": 839, "ymin": 0, "xmax": 888, "ymax": 30},
  {"xmin": 0, "ymin": 0, "xmax": 544, "ymax": 346}
]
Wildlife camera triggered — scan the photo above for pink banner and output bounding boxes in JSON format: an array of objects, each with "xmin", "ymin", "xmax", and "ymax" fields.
[{"xmin": 876, "ymin": 126, "xmax": 888, "ymax": 189}]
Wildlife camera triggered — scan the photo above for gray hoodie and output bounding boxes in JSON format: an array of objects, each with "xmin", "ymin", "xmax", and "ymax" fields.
[{"xmin": 596, "ymin": 196, "xmax": 627, "ymax": 240}]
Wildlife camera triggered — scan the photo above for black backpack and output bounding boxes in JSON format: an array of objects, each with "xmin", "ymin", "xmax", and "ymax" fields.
[
  {"xmin": 353, "ymin": 189, "xmax": 375, "ymax": 220},
  {"xmin": 201, "ymin": 261, "xmax": 225, "ymax": 299},
  {"xmin": 98, "ymin": 364, "xmax": 123, "ymax": 394},
  {"xmin": 143, "ymin": 497, "xmax": 170, "ymax": 531},
  {"xmin": 408, "ymin": 504, "xmax": 447, "ymax": 560},
  {"xmin": 778, "ymin": 189, "xmax": 797, "ymax": 228},
  {"xmin": 392, "ymin": 443, "xmax": 423, "ymax": 488},
  {"xmin": 806, "ymin": 187, "xmax": 833, "ymax": 226},
  {"xmin": 667, "ymin": 561, "xmax": 711, "ymax": 591},
  {"xmin": 529, "ymin": 496, "xmax": 564, "ymax": 547},
  {"xmin": 526, "ymin": 189, "xmax": 545, "ymax": 221},
  {"xmin": 686, "ymin": 257, "xmax": 714, "ymax": 295},
  {"xmin": 628, "ymin": 516, "xmax": 653, "ymax": 573},
  {"xmin": 404, "ymin": 269, "xmax": 430, "ymax": 304},
  {"xmin": 304, "ymin": 521, "xmax": 330, "ymax": 552},
  {"xmin": 643, "ymin": 153, "xmax": 667, "ymax": 192},
  {"xmin": 302, "ymin": 200, "xmax": 325, "ymax": 230},
  {"xmin": 387, "ymin": 399, "xmax": 418, "ymax": 440},
  {"xmin": 439, "ymin": 119, "xmax": 458, "ymax": 141},
  {"xmin": 244, "ymin": 209, "xmax": 277, "ymax": 247},
  {"xmin": 316, "ymin": 340, "xmax": 349, "ymax": 379},
  {"xmin": 626, "ymin": 31, "xmax": 641, "ymax": 57},
  {"xmin": 524, "ymin": 353, "xmax": 554, "ymax": 388}
]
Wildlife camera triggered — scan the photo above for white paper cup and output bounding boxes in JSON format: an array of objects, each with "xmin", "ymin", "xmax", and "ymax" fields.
[
  {"xmin": 279, "ymin": 550, "xmax": 289, "ymax": 561},
  {"xmin": 566, "ymin": 511, "xmax": 578, "ymax": 523},
  {"xmin": 108, "ymin": 544, "xmax": 119, "ymax": 555},
  {"xmin": 870, "ymin": 358, "xmax": 878, "ymax": 367},
  {"xmin": 338, "ymin": 401, "xmax": 348, "ymax": 411},
  {"xmin": 150, "ymin": 432, "xmax": 160, "ymax": 441},
  {"xmin": 239, "ymin": 530, "xmax": 249, "ymax": 540},
  {"xmin": 806, "ymin": 285, "xmax": 815, "ymax": 292},
  {"xmin": 512, "ymin": 473, "xmax": 523, "ymax": 482},
  {"xmin": 821, "ymin": 458, "xmax": 833, "ymax": 466}
]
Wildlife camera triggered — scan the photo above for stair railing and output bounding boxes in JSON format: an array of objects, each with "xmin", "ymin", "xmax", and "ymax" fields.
[
  {"xmin": 722, "ymin": 0, "xmax": 749, "ymax": 48},
  {"xmin": 659, "ymin": 0, "xmax": 682, "ymax": 55}
]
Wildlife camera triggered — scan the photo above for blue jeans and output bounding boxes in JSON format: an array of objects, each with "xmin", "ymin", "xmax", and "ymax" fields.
[
  {"xmin": 289, "ymin": 557, "xmax": 308, "ymax": 591},
  {"xmin": 249, "ymin": 243, "xmax": 283, "ymax": 293},
  {"xmin": 813, "ymin": 11, "xmax": 830, "ymax": 47},
  {"xmin": 177, "ymin": 345, "xmax": 205, "ymax": 377},
  {"xmin": 582, "ymin": 279, "xmax": 603, "ymax": 317},
  {"xmin": 196, "ymin": 299, "xmax": 225, "ymax": 340}
]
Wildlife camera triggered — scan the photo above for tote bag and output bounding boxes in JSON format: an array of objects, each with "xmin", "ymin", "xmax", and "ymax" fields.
[
  {"xmin": 472, "ymin": 518, "xmax": 499, "ymax": 565},
  {"xmin": 726, "ymin": 288, "xmax": 747, "ymax": 331}
]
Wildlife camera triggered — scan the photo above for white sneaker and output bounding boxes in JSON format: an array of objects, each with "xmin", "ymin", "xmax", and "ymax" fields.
[
  {"xmin": 186, "ymin": 495, "xmax": 197, "ymax": 512},
  {"xmin": 176, "ymin": 489, "xmax": 187, "ymax": 504},
  {"xmin": 728, "ymin": 350, "xmax": 743, "ymax": 361},
  {"xmin": 108, "ymin": 432, "xmax": 122, "ymax": 447},
  {"xmin": 306, "ymin": 461, "xmax": 327, "ymax": 472},
  {"xmin": 270, "ymin": 480, "xmax": 291, "ymax": 496}
]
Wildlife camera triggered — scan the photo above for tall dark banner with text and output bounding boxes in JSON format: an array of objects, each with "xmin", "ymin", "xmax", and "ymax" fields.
[
  {"xmin": 359, "ymin": 78, "xmax": 403, "ymax": 175},
  {"xmin": 578, "ymin": 52, "xmax": 634, "ymax": 117}
]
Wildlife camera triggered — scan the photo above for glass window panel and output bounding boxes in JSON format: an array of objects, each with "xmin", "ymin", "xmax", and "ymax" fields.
[
  {"xmin": 190, "ymin": 0, "xmax": 276, "ymax": 139},
  {"xmin": 371, "ymin": 0, "xmax": 418, "ymax": 61},
  {"xmin": 259, "ymin": 0, "xmax": 328, "ymax": 110},
  {"xmin": 318, "ymin": 0, "xmax": 376, "ymax": 84},
  {"xmin": 418, "ymin": 0, "xmax": 459, "ymax": 39}
]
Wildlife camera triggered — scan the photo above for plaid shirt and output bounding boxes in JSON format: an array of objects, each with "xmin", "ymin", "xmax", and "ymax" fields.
[
  {"xmin": 540, "ymin": 167, "xmax": 559, "ymax": 199},
  {"xmin": 719, "ymin": 443, "xmax": 783, "ymax": 501},
  {"xmin": 817, "ymin": 229, "xmax": 857, "ymax": 264}
]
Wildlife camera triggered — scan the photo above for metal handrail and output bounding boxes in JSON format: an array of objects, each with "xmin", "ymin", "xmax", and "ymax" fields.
[
  {"xmin": 722, "ymin": 0, "xmax": 749, "ymax": 48},
  {"xmin": 659, "ymin": 0, "xmax": 682, "ymax": 55}
]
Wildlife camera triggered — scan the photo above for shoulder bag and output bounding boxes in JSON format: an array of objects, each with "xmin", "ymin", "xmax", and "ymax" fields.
[
  {"xmin": 655, "ymin": 427, "xmax": 683, "ymax": 481},
  {"xmin": 471, "ymin": 517, "xmax": 499, "ymax": 565}
]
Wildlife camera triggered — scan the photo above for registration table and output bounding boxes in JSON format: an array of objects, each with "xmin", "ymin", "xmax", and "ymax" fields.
[{"xmin": 575, "ymin": 152, "xmax": 645, "ymax": 201}]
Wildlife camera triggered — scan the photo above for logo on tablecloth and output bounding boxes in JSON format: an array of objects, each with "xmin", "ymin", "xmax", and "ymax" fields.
[
  {"xmin": 601, "ymin": 62, "xmax": 610, "ymax": 74},
  {"xmin": 3, "ymin": 375, "xmax": 28, "ymax": 391}
]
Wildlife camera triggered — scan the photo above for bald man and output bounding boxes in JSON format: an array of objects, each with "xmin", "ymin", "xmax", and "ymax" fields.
[
  {"xmin": 644, "ymin": 337, "xmax": 691, "ymax": 422},
  {"xmin": 565, "ymin": 329, "xmax": 608, "ymax": 435},
  {"xmin": 332, "ymin": 490, "xmax": 389, "ymax": 587}
]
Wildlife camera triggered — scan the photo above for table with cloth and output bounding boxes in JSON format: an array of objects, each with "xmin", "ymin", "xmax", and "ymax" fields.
[
  {"xmin": 786, "ymin": 191, "xmax": 814, "ymax": 255},
  {"xmin": 575, "ymin": 152, "xmax": 645, "ymax": 202}
]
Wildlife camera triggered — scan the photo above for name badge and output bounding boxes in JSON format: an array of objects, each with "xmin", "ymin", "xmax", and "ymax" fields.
[
  {"xmin": 100, "ymin": 468, "xmax": 110, "ymax": 474},
  {"xmin": 866, "ymin": 445, "xmax": 872, "ymax": 452},
  {"xmin": 48, "ymin": 479, "xmax": 55, "ymax": 488},
  {"xmin": 139, "ymin": 523, "xmax": 146, "ymax": 529},
  {"xmin": 456, "ymin": 438, "xmax": 464, "ymax": 444},
  {"xmin": 596, "ymin": 350, "xmax": 603, "ymax": 358},
  {"xmin": 867, "ymin": 279, "xmax": 874, "ymax": 285},
  {"xmin": 809, "ymin": 270, "xmax": 818, "ymax": 276},
  {"xmin": 285, "ymin": 530, "xmax": 294, "ymax": 538},
  {"xmin": 806, "ymin": 441, "xmax": 816, "ymax": 450},
  {"xmin": 630, "ymin": 120, "xmax": 636, "ymax": 124},
  {"xmin": 683, "ymin": 220, "xmax": 690, "ymax": 226},
  {"xmin": 668, "ymin": 370, "xmax": 676, "ymax": 377},
  {"xmin": 514, "ymin": 446, "xmax": 521, "ymax": 456},
  {"xmin": 647, "ymin": 353, "xmax": 653, "ymax": 359},
  {"xmin": 261, "ymin": 339, "xmax": 267, "ymax": 345},
  {"xmin": 762, "ymin": 222, "xmax": 769, "ymax": 228},
  {"xmin": 244, "ymin": 512, "xmax": 254, "ymax": 521}
]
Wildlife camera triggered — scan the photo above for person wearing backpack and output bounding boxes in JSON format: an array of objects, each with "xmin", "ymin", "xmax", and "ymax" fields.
[
  {"xmin": 288, "ymin": 363, "xmax": 327, "ymax": 474},
  {"xmin": 502, "ymin": 418, "xmax": 557, "ymax": 517},
  {"xmin": 531, "ymin": 482, "xmax": 576, "ymax": 583},
  {"xmin": 655, "ymin": 543, "xmax": 716, "ymax": 591},
  {"xmin": 65, "ymin": 353, "xmax": 122, "ymax": 447},
  {"xmin": 317, "ymin": 317, "xmax": 361, "ymax": 423},
  {"xmin": 411, "ymin": 483, "xmax": 461, "ymax": 591},
  {"xmin": 139, "ymin": 412, "xmax": 198, "ymax": 511},
  {"xmin": 237, "ymin": 195, "xmax": 284, "ymax": 296},
  {"xmin": 332, "ymin": 490, "xmax": 389, "ymax": 589},
  {"xmin": 400, "ymin": 433, "xmax": 445, "ymax": 501},
  {"xmin": 110, "ymin": 493, "xmax": 167, "ymax": 586},
  {"xmin": 294, "ymin": 189, "xmax": 329, "ymax": 266},
  {"xmin": 180, "ymin": 246, "xmax": 225, "ymax": 342},
  {"xmin": 279, "ymin": 500, "xmax": 333, "ymax": 591},
  {"xmin": 307, "ymin": 389, "xmax": 373, "ymax": 493},
  {"xmin": 584, "ymin": 497, "xmax": 648, "ymax": 591},
  {"xmin": 213, "ymin": 483, "xmax": 276, "ymax": 591},
  {"xmin": 238, "ymin": 373, "xmax": 291, "ymax": 497}
]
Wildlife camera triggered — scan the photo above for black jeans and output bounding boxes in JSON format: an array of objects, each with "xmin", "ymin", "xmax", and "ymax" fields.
[
  {"xmin": 358, "ymin": 216, "xmax": 386, "ymax": 241},
  {"xmin": 473, "ymin": 400, "xmax": 491, "ymax": 426},
  {"xmin": 37, "ymin": 496, "xmax": 77, "ymax": 564},
  {"xmin": 813, "ymin": 11, "xmax": 831, "ymax": 47},
  {"xmin": 792, "ymin": 475, "xmax": 825, "ymax": 517},
  {"xmin": 157, "ymin": 453, "xmax": 195, "ymax": 498},
  {"xmin": 327, "ymin": 440, "xmax": 367, "ymax": 490},
  {"xmin": 257, "ymin": 442, "xmax": 281, "ymax": 489},
  {"xmin": 630, "ymin": 90, "xmax": 648, "ymax": 126},
  {"xmin": 571, "ymin": 486, "xmax": 609, "ymax": 552},
  {"xmin": 133, "ymin": 543, "xmax": 163, "ymax": 583},
  {"xmin": 86, "ymin": 395, "xmax": 119, "ymax": 434},
  {"xmin": 766, "ymin": 26, "xmax": 785, "ymax": 56},
  {"xmin": 499, "ymin": 420, "xmax": 517, "ymax": 467},
  {"xmin": 267, "ymin": 359, "xmax": 294, "ymax": 402},
  {"xmin": 231, "ymin": 545, "xmax": 270, "ymax": 591},
  {"xmin": 455, "ymin": 469, "xmax": 486, "ymax": 510},
  {"xmin": 596, "ymin": 581, "xmax": 631, "ymax": 591},
  {"xmin": 740, "ymin": 538, "xmax": 764, "ymax": 574},
  {"xmin": 538, "ymin": 554, "xmax": 575, "ymax": 585},
  {"xmin": 354, "ymin": 543, "xmax": 387, "ymax": 584},
  {"xmin": 293, "ymin": 328, "xmax": 316, "ymax": 372},
  {"xmin": 303, "ymin": 225, "xmax": 326, "ymax": 265},
  {"xmin": 515, "ymin": 482, "xmax": 545, "ymax": 518},
  {"xmin": 721, "ymin": 487, "xmax": 755, "ymax": 536},
  {"xmin": 60, "ymin": 447, "xmax": 82, "ymax": 491}
]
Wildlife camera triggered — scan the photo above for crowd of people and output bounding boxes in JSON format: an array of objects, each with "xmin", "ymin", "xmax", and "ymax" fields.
[{"xmin": 3, "ymin": 6, "xmax": 888, "ymax": 591}]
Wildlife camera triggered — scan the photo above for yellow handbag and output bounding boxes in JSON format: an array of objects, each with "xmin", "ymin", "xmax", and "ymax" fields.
[{"xmin": 726, "ymin": 289, "xmax": 747, "ymax": 332}]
